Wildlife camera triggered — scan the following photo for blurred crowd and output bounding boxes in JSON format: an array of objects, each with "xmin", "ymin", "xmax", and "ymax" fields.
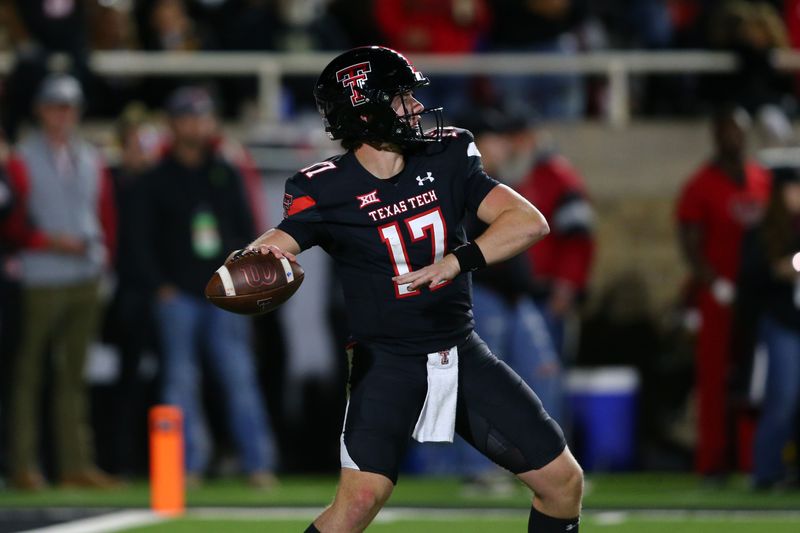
[
  {"xmin": 2, "ymin": 1, "xmax": 800, "ymax": 131},
  {"xmin": 0, "ymin": 0, "xmax": 798, "ymax": 495}
]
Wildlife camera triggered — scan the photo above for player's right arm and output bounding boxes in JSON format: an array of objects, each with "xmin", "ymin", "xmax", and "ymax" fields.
[
  {"xmin": 227, "ymin": 167, "xmax": 328, "ymax": 262},
  {"xmin": 238, "ymin": 228, "xmax": 301, "ymax": 262}
]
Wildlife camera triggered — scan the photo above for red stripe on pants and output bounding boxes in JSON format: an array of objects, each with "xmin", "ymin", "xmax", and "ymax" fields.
[{"xmin": 695, "ymin": 290, "xmax": 732, "ymax": 474}]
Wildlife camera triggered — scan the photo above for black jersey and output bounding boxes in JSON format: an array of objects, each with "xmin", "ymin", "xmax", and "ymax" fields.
[{"xmin": 277, "ymin": 128, "xmax": 499, "ymax": 354}]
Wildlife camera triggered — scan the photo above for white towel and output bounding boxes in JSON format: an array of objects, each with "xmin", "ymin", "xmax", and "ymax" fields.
[{"xmin": 412, "ymin": 346, "xmax": 459, "ymax": 443}]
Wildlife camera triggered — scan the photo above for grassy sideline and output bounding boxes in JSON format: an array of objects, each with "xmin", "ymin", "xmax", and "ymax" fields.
[
  {"xmin": 123, "ymin": 516, "xmax": 800, "ymax": 533},
  {"xmin": 0, "ymin": 474, "xmax": 798, "ymax": 511}
]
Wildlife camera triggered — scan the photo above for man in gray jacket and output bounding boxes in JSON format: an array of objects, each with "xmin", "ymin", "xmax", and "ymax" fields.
[{"xmin": 4, "ymin": 74, "xmax": 118, "ymax": 490}]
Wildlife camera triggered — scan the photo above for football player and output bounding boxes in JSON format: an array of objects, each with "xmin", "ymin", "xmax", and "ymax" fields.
[{"xmin": 233, "ymin": 46, "xmax": 583, "ymax": 532}]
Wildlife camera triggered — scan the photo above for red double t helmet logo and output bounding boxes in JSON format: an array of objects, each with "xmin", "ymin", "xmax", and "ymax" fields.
[{"xmin": 336, "ymin": 61, "xmax": 372, "ymax": 107}]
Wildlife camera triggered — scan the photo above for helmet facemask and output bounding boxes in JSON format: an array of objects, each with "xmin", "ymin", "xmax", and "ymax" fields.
[
  {"xmin": 390, "ymin": 90, "xmax": 444, "ymax": 147},
  {"xmin": 359, "ymin": 86, "xmax": 443, "ymax": 149}
]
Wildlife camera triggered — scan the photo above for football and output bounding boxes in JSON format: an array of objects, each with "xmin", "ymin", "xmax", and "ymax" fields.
[{"xmin": 205, "ymin": 252, "xmax": 304, "ymax": 315}]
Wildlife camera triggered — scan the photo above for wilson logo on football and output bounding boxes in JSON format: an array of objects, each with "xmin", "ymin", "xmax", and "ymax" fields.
[
  {"xmin": 240, "ymin": 264, "xmax": 279, "ymax": 288},
  {"xmin": 336, "ymin": 61, "xmax": 371, "ymax": 106}
]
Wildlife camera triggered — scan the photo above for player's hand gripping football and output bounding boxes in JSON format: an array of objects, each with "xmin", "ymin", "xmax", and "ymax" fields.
[
  {"xmin": 393, "ymin": 254, "xmax": 461, "ymax": 291},
  {"xmin": 226, "ymin": 244, "xmax": 297, "ymax": 264}
]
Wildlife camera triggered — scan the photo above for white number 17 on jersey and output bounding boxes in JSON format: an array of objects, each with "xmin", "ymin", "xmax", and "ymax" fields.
[{"xmin": 378, "ymin": 208, "xmax": 447, "ymax": 298}]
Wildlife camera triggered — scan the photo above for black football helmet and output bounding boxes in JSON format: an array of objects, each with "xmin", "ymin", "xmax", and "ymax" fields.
[{"xmin": 313, "ymin": 46, "xmax": 443, "ymax": 148}]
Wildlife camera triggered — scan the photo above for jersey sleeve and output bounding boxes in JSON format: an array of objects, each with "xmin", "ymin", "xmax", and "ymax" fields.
[
  {"xmin": 459, "ymin": 129, "xmax": 500, "ymax": 213},
  {"xmin": 276, "ymin": 173, "xmax": 326, "ymax": 250}
]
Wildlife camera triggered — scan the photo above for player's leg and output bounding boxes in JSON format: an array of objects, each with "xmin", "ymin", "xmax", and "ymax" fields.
[
  {"xmin": 310, "ymin": 468, "xmax": 394, "ymax": 532},
  {"xmin": 455, "ymin": 332, "xmax": 583, "ymax": 531},
  {"xmin": 517, "ymin": 449, "xmax": 583, "ymax": 528},
  {"xmin": 307, "ymin": 343, "xmax": 428, "ymax": 532}
]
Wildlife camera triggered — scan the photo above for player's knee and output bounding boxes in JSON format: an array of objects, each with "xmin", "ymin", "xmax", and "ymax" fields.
[
  {"xmin": 535, "ymin": 459, "xmax": 583, "ymax": 507},
  {"xmin": 562, "ymin": 462, "xmax": 584, "ymax": 507},
  {"xmin": 343, "ymin": 485, "xmax": 385, "ymax": 522}
]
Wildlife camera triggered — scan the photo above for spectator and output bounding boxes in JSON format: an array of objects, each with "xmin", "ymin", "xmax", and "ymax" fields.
[
  {"xmin": 270, "ymin": 0, "xmax": 347, "ymax": 52},
  {"xmin": 87, "ymin": 1, "xmax": 145, "ymax": 117},
  {"xmin": 269, "ymin": 0, "xmax": 349, "ymax": 114},
  {"xmin": 132, "ymin": 86, "xmax": 277, "ymax": 488},
  {"xmin": 675, "ymin": 104, "xmax": 771, "ymax": 479},
  {"xmin": 143, "ymin": 0, "xmax": 202, "ymax": 51},
  {"xmin": 738, "ymin": 167, "xmax": 800, "ymax": 490},
  {"xmin": 509, "ymin": 106, "xmax": 596, "ymax": 364},
  {"xmin": 103, "ymin": 103, "xmax": 162, "ymax": 476},
  {"xmin": 374, "ymin": 0, "xmax": 491, "ymax": 117},
  {"xmin": 488, "ymin": 0, "xmax": 590, "ymax": 120},
  {"xmin": 706, "ymin": 1, "xmax": 794, "ymax": 145},
  {"xmin": 2, "ymin": 74, "xmax": 118, "ymax": 490},
  {"xmin": 135, "ymin": 0, "xmax": 206, "ymax": 109},
  {"xmin": 0, "ymin": 128, "xmax": 19, "ymax": 480},
  {"xmin": 217, "ymin": 0, "xmax": 276, "ymax": 51},
  {"xmin": 374, "ymin": 0, "xmax": 491, "ymax": 54},
  {"xmin": 464, "ymin": 107, "xmax": 563, "ymax": 421},
  {"xmin": 1, "ymin": 0, "xmax": 93, "ymax": 140},
  {"xmin": 328, "ymin": 0, "xmax": 383, "ymax": 47},
  {"xmin": 0, "ymin": 132, "xmax": 12, "ymax": 221}
]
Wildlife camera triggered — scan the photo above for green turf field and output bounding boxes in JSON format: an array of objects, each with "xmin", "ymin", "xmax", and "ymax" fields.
[
  {"xmin": 0, "ymin": 473, "xmax": 797, "ymax": 510},
  {"xmin": 121, "ymin": 515, "xmax": 800, "ymax": 533},
  {"xmin": 1, "ymin": 474, "xmax": 798, "ymax": 531}
]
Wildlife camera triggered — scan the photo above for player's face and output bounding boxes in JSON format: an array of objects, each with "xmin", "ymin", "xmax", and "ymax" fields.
[{"xmin": 392, "ymin": 91, "xmax": 424, "ymax": 127}]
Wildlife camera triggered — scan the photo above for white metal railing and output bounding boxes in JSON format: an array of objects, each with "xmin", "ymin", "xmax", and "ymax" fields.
[{"xmin": 1, "ymin": 49, "xmax": 791, "ymax": 127}]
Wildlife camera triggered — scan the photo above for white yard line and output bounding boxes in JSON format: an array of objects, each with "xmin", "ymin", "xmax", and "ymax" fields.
[
  {"xmin": 15, "ymin": 506, "xmax": 800, "ymax": 532},
  {"xmin": 19, "ymin": 510, "xmax": 165, "ymax": 533},
  {"xmin": 189, "ymin": 506, "xmax": 528, "ymax": 522},
  {"xmin": 187, "ymin": 507, "xmax": 800, "ymax": 521}
]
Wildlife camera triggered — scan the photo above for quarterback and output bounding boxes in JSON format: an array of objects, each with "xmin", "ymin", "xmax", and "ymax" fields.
[{"xmin": 236, "ymin": 46, "xmax": 583, "ymax": 532}]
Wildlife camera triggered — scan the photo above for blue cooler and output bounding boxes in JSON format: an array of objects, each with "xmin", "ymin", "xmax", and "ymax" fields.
[{"xmin": 566, "ymin": 366, "xmax": 640, "ymax": 471}]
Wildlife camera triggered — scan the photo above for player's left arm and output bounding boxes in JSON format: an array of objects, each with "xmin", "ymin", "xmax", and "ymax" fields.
[
  {"xmin": 394, "ymin": 184, "xmax": 549, "ymax": 290},
  {"xmin": 472, "ymin": 183, "xmax": 549, "ymax": 264}
]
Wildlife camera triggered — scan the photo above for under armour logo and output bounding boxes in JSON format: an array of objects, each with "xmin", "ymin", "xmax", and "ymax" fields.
[
  {"xmin": 356, "ymin": 189, "xmax": 381, "ymax": 209},
  {"xmin": 336, "ymin": 61, "xmax": 372, "ymax": 107},
  {"xmin": 565, "ymin": 520, "xmax": 580, "ymax": 531},
  {"xmin": 416, "ymin": 172, "xmax": 434, "ymax": 186},
  {"xmin": 438, "ymin": 350, "xmax": 450, "ymax": 365}
]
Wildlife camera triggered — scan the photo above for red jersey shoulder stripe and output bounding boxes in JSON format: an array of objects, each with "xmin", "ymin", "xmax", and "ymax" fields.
[{"xmin": 287, "ymin": 195, "xmax": 317, "ymax": 217}]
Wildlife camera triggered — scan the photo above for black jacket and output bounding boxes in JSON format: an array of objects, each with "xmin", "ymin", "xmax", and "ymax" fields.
[
  {"xmin": 132, "ymin": 151, "xmax": 256, "ymax": 297},
  {"xmin": 738, "ymin": 224, "xmax": 800, "ymax": 333}
]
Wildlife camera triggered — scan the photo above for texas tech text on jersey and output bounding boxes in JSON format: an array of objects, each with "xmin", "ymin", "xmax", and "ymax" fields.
[{"xmin": 278, "ymin": 128, "xmax": 498, "ymax": 354}]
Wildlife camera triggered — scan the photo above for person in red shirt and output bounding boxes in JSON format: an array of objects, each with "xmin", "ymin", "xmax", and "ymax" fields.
[
  {"xmin": 374, "ymin": 0, "xmax": 491, "ymax": 54},
  {"xmin": 676, "ymin": 104, "xmax": 771, "ymax": 478},
  {"xmin": 374, "ymin": 0, "xmax": 491, "ymax": 114},
  {"xmin": 508, "ymin": 111, "xmax": 596, "ymax": 360}
]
